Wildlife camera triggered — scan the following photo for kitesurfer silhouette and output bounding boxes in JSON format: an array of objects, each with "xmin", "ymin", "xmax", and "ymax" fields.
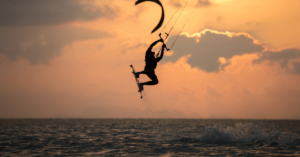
[{"xmin": 135, "ymin": 39, "xmax": 166, "ymax": 92}]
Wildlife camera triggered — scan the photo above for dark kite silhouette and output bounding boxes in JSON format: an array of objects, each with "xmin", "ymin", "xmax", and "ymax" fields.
[{"xmin": 135, "ymin": 0, "xmax": 165, "ymax": 34}]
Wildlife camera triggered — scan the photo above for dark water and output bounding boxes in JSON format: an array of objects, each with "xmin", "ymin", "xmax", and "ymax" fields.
[{"xmin": 0, "ymin": 119, "xmax": 300, "ymax": 156}]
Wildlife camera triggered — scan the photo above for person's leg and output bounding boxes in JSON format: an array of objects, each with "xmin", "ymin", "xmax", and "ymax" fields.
[
  {"xmin": 137, "ymin": 71, "xmax": 158, "ymax": 92},
  {"xmin": 134, "ymin": 71, "xmax": 147, "ymax": 78},
  {"xmin": 140, "ymin": 71, "xmax": 158, "ymax": 86}
]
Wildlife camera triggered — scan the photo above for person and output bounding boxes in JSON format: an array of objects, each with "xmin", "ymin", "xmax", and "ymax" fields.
[{"xmin": 135, "ymin": 38, "xmax": 166, "ymax": 92}]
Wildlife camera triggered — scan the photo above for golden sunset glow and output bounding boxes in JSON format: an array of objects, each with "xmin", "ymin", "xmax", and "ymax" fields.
[{"xmin": 0, "ymin": 0, "xmax": 300, "ymax": 119}]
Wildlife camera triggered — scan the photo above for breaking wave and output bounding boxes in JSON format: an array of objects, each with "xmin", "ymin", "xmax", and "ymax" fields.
[{"xmin": 170, "ymin": 123, "xmax": 300, "ymax": 146}]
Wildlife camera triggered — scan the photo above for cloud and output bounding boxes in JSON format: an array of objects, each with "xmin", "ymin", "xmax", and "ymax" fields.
[
  {"xmin": 83, "ymin": 104, "xmax": 145, "ymax": 118},
  {"xmin": 288, "ymin": 114, "xmax": 300, "ymax": 120},
  {"xmin": 0, "ymin": 0, "xmax": 118, "ymax": 26},
  {"xmin": 163, "ymin": 29, "xmax": 300, "ymax": 74},
  {"xmin": 293, "ymin": 62, "xmax": 300, "ymax": 74},
  {"xmin": 122, "ymin": 43, "xmax": 148, "ymax": 54},
  {"xmin": 133, "ymin": 4, "xmax": 148, "ymax": 18},
  {"xmin": 163, "ymin": 29, "xmax": 265, "ymax": 72},
  {"xmin": 253, "ymin": 48, "xmax": 300, "ymax": 74},
  {"xmin": 207, "ymin": 85, "xmax": 222, "ymax": 97},
  {"xmin": 168, "ymin": 0, "xmax": 185, "ymax": 8},
  {"xmin": 0, "ymin": 26, "xmax": 111, "ymax": 64},
  {"xmin": 0, "ymin": 90, "xmax": 144, "ymax": 118},
  {"xmin": 216, "ymin": 16, "xmax": 223, "ymax": 22},
  {"xmin": 196, "ymin": 0, "xmax": 212, "ymax": 7},
  {"xmin": 169, "ymin": 0, "xmax": 212, "ymax": 8}
]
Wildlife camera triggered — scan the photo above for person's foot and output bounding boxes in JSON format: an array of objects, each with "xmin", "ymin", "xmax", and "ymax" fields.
[
  {"xmin": 133, "ymin": 72, "xmax": 139, "ymax": 78},
  {"xmin": 138, "ymin": 83, "xmax": 144, "ymax": 92}
]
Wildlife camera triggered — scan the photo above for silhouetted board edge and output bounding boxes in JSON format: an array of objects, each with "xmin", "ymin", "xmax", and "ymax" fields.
[{"xmin": 130, "ymin": 65, "xmax": 143, "ymax": 99}]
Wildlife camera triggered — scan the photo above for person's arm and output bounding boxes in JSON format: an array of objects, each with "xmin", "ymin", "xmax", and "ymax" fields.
[
  {"xmin": 156, "ymin": 44, "xmax": 166, "ymax": 62},
  {"xmin": 146, "ymin": 39, "xmax": 163, "ymax": 55}
]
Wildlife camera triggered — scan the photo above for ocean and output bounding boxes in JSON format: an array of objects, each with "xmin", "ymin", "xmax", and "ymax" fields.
[{"xmin": 0, "ymin": 119, "xmax": 299, "ymax": 156}]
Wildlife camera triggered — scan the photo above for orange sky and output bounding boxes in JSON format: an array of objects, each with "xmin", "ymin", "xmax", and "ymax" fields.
[{"xmin": 0, "ymin": 0, "xmax": 300, "ymax": 119}]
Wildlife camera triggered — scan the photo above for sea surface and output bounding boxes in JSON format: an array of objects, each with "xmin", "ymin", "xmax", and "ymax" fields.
[{"xmin": 0, "ymin": 119, "xmax": 300, "ymax": 156}]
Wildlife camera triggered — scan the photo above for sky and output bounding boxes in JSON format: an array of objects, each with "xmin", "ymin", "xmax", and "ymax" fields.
[{"xmin": 0, "ymin": 0, "xmax": 300, "ymax": 119}]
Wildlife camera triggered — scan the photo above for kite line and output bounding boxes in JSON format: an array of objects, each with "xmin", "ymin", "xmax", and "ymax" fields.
[
  {"xmin": 169, "ymin": 2, "xmax": 197, "ymax": 49},
  {"xmin": 156, "ymin": 0, "xmax": 195, "ymax": 56}
]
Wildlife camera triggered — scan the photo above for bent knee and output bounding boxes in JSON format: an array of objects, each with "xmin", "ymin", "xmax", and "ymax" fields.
[{"xmin": 153, "ymin": 79, "xmax": 159, "ymax": 85}]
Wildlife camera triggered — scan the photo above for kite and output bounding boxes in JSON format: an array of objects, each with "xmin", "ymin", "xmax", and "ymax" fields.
[{"xmin": 135, "ymin": 0, "xmax": 165, "ymax": 34}]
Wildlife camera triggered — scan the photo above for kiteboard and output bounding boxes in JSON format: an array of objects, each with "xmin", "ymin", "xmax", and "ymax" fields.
[{"xmin": 130, "ymin": 65, "xmax": 143, "ymax": 99}]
